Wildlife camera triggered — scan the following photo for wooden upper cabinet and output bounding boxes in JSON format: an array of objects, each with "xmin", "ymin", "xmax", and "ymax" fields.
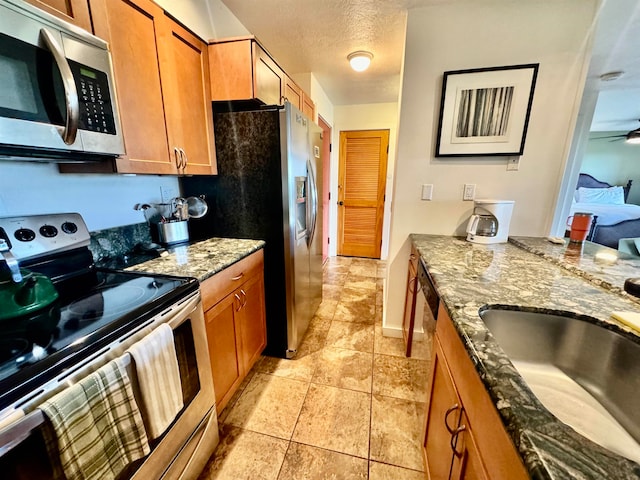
[
  {"xmin": 208, "ymin": 40, "xmax": 254, "ymax": 101},
  {"xmin": 89, "ymin": 0, "xmax": 174, "ymax": 174},
  {"xmin": 209, "ymin": 37, "xmax": 317, "ymax": 118},
  {"xmin": 284, "ymin": 75, "xmax": 302, "ymax": 110},
  {"xmin": 25, "ymin": 0, "xmax": 92, "ymax": 31},
  {"xmin": 65, "ymin": 0, "xmax": 216, "ymax": 175},
  {"xmin": 158, "ymin": 19, "xmax": 216, "ymax": 175},
  {"xmin": 253, "ymin": 42, "xmax": 284, "ymax": 105},
  {"xmin": 302, "ymin": 91, "xmax": 316, "ymax": 122},
  {"xmin": 208, "ymin": 38, "xmax": 284, "ymax": 105}
]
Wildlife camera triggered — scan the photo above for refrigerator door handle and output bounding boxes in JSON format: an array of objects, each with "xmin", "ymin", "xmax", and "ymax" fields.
[{"xmin": 307, "ymin": 159, "xmax": 319, "ymax": 246}]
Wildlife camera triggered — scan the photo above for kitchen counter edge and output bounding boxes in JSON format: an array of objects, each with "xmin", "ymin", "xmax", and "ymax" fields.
[
  {"xmin": 124, "ymin": 237, "xmax": 265, "ymax": 282},
  {"xmin": 410, "ymin": 234, "xmax": 640, "ymax": 480}
]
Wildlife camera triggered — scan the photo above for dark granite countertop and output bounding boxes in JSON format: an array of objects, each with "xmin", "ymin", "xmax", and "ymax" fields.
[
  {"xmin": 411, "ymin": 234, "xmax": 640, "ymax": 480},
  {"xmin": 511, "ymin": 237, "xmax": 640, "ymax": 301},
  {"xmin": 124, "ymin": 237, "xmax": 265, "ymax": 282}
]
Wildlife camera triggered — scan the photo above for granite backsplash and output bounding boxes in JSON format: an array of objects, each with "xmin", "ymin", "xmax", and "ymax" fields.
[{"xmin": 88, "ymin": 222, "xmax": 153, "ymax": 264}]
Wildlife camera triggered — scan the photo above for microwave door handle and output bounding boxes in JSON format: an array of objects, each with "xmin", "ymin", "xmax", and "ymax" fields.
[{"xmin": 40, "ymin": 28, "xmax": 80, "ymax": 145}]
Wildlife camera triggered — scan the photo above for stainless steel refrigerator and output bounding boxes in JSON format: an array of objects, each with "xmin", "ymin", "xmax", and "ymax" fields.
[{"xmin": 181, "ymin": 102, "xmax": 323, "ymax": 358}]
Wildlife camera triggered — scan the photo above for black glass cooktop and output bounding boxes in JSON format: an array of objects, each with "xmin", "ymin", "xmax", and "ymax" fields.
[{"xmin": 0, "ymin": 267, "xmax": 198, "ymax": 410}]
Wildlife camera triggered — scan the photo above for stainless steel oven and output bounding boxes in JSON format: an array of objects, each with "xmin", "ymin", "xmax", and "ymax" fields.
[
  {"xmin": 0, "ymin": 214, "xmax": 218, "ymax": 479},
  {"xmin": 0, "ymin": 292, "xmax": 218, "ymax": 480},
  {"xmin": 0, "ymin": 0, "xmax": 124, "ymax": 161}
]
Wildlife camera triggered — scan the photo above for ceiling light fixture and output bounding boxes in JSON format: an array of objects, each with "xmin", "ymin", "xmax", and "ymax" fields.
[
  {"xmin": 599, "ymin": 71, "xmax": 624, "ymax": 82},
  {"xmin": 626, "ymin": 129, "xmax": 640, "ymax": 144},
  {"xmin": 348, "ymin": 51, "xmax": 373, "ymax": 72}
]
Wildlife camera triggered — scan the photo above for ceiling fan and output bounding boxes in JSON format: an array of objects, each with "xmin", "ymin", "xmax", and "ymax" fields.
[{"xmin": 592, "ymin": 120, "xmax": 640, "ymax": 144}]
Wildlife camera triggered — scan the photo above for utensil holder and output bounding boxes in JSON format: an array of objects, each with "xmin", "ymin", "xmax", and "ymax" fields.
[{"xmin": 157, "ymin": 220, "xmax": 189, "ymax": 245}]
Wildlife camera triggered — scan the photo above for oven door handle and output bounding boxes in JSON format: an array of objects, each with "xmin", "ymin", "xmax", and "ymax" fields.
[
  {"xmin": 0, "ymin": 409, "xmax": 46, "ymax": 457},
  {"xmin": 40, "ymin": 28, "xmax": 80, "ymax": 145}
]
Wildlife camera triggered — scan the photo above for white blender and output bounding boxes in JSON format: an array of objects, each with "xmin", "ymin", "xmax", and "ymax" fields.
[{"xmin": 466, "ymin": 199, "xmax": 515, "ymax": 244}]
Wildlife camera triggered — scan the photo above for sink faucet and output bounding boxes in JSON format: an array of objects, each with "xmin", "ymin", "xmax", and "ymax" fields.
[{"xmin": 0, "ymin": 239, "xmax": 23, "ymax": 283}]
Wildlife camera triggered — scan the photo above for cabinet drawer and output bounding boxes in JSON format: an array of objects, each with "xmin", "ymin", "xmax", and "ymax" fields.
[{"xmin": 201, "ymin": 249, "xmax": 264, "ymax": 311}]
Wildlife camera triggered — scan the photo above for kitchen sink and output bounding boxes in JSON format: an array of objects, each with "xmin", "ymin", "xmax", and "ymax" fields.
[{"xmin": 479, "ymin": 307, "xmax": 640, "ymax": 464}]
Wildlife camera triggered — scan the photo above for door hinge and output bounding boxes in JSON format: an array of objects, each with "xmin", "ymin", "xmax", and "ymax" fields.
[
  {"xmin": 386, "ymin": 145, "xmax": 389, "ymax": 154},
  {"xmin": 328, "ymin": 237, "xmax": 330, "ymax": 244},
  {"xmin": 330, "ymin": 143, "xmax": 332, "ymax": 153},
  {"xmin": 384, "ymin": 194, "xmax": 386, "ymax": 202},
  {"xmin": 328, "ymin": 192, "xmax": 331, "ymax": 200}
]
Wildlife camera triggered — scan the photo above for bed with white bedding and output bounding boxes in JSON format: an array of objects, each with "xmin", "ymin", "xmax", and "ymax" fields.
[{"xmin": 570, "ymin": 173, "xmax": 637, "ymax": 249}]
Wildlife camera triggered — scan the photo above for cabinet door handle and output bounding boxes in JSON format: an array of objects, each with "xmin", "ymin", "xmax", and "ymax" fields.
[
  {"xmin": 240, "ymin": 289, "xmax": 247, "ymax": 308},
  {"xmin": 234, "ymin": 293, "xmax": 242, "ymax": 311},
  {"xmin": 408, "ymin": 275, "xmax": 417, "ymax": 294},
  {"xmin": 444, "ymin": 403, "xmax": 460, "ymax": 434},
  {"xmin": 231, "ymin": 273, "xmax": 244, "ymax": 281},
  {"xmin": 450, "ymin": 424, "xmax": 466, "ymax": 457},
  {"xmin": 179, "ymin": 148, "xmax": 188, "ymax": 171},
  {"xmin": 174, "ymin": 147, "xmax": 181, "ymax": 170}
]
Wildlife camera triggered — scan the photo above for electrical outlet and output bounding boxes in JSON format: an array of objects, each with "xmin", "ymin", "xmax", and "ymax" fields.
[
  {"xmin": 463, "ymin": 184, "xmax": 476, "ymax": 201},
  {"xmin": 421, "ymin": 184, "xmax": 433, "ymax": 201},
  {"xmin": 507, "ymin": 157, "xmax": 520, "ymax": 171},
  {"xmin": 160, "ymin": 185, "xmax": 177, "ymax": 203}
]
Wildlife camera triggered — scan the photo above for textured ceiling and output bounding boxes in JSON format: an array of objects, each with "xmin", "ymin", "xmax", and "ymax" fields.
[
  {"xmin": 220, "ymin": 0, "xmax": 640, "ymax": 127},
  {"xmin": 219, "ymin": 0, "xmax": 437, "ymax": 105},
  {"xmin": 588, "ymin": 0, "xmax": 640, "ymax": 132}
]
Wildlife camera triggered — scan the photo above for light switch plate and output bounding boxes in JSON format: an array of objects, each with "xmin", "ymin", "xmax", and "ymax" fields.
[
  {"xmin": 421, "ymin": 184, "xmax": 433, "ymax": 201},
  {"xmin": 463, "ymin": 184, "xmax": 475, "ymax": 201},
  {"xmin": 507, "ymin": 157, "xmax": 520, "ymax": 171}
]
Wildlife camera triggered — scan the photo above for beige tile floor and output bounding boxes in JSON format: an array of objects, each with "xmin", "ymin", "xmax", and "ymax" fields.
[{"xmin": 199, "ymin": 256, "xmax": 431, "ymax": 480}]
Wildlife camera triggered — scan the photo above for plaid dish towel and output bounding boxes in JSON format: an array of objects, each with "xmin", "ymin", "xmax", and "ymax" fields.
[
  {"xmin": 127, "ymin": 323, "xmax": 184, "ymax": 439},
  {"xmin": 41, "ymin": 355, "xmax": 150, "ymax": 480}
]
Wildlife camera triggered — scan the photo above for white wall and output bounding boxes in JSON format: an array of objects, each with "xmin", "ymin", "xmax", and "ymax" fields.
[
  {"xmin": 293, "ymin": 73, "xmax": 335, "ymax": 127},
  {"xmin": 0, "ymin": 0, "xmax": 252, "ymax": 234},
  {"xmin": 385, "ymin": 0, "xmax": 598, "ymax": 334},
  {"xmin": 581, "ymin": 134, "xmax": 640, "ymax": 205},
  {"xmin": 154, "ymin": 0, "xmax": 249, "ymax": 40},
  {"xmin": 331, "ymin": 103, "xmax": 399, "ymax": 259},
  {"xmin": 0, "ymin": 162, "xmax": 179, "ymax": 231}
]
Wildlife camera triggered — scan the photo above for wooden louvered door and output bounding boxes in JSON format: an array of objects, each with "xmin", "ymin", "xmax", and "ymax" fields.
[{"xmin": 337, "ymin": 130, "xmax": 389, "ymax": 258}]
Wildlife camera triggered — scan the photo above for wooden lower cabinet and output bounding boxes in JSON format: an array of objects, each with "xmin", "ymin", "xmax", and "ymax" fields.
[
  {"xmin": 236, "ymin": 272, "xmax": 267, "ymax": 371},
  {"xmin": 204, "ymin": 293, "xmax": 242, "ymax": 411},
  {"xmin": 201, "ymin": 250, "xmax": 266, "ymax": 413},
  {"xmin": 423, "ymin": 304, "xmax": 529, "ymax": 480},
  {"xmin": 402, "ymin": 248, "xmax": 419, "ymax": 356},
  {"xmin": 450, "ymin": 410, "xmax": 490, "ymax": 480}
]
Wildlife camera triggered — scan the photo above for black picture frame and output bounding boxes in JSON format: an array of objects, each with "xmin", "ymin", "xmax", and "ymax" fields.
[{"xmin": 435, "ymin": 64, "xmax": 538, "ymax": 157}]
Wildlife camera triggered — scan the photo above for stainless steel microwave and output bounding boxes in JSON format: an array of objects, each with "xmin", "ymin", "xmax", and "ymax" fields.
[{"xmin": 0, "ymin": 0, "xmax": 124, "ymax": 161}]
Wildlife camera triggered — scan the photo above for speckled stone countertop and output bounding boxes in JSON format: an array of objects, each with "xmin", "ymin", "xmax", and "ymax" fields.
[
  {"xmin": 125, "ymin": 237, "xmax": 265, "ymax": 282},
  {"xmin": 411, "ymin": 234, "xmax": 640, "ymax": 480}
]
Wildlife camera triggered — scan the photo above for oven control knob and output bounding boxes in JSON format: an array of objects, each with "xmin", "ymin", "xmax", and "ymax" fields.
[
  {"xmin": 14, "ymin": 228, "xmax": 36, "ymax": 242},
  {"xmin": 39, "ymin": 225, "xmax": 58, "ymax": 238},
  {"xmin": 61, "ymin": 222, "xmax": 78, "ymax": 234}
]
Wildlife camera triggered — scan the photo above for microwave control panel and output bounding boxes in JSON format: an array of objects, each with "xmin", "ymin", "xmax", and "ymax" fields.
[{"xmin": 69, "ymin": 60, "xmax": 117, "ymax": 135}]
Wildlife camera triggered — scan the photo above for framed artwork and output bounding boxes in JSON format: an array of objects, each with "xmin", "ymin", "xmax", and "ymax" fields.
[{"xmin": 435, "ymin": 64, "xmax": 538, "ymax": 157}]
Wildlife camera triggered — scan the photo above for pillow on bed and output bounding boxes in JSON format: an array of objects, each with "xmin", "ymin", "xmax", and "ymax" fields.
[{"xmin": 577, "ymin": 186, "xmax": 625, "ymax": 205}]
